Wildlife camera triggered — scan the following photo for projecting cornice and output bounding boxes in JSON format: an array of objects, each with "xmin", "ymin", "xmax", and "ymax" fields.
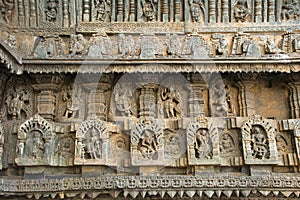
[
  {"xmin": 0, "ymin": 40, "xmax": 23, "ymax": 74},
  {"xmin": 22, "ymin": 58, "xmax": 300, "ymax": 74}
]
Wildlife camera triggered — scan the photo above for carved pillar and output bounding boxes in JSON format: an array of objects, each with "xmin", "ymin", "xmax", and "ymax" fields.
[
  {"xmin": 139, "ymin": 85, "xmax": 156, "ymax": 118},
  {"xmin": 18, "ymin": 0, "xmax": 25, "ymax": 25},
  {"xmin": 117, "ymin": 0, "xmax": 124, "ymax": 21},
  {"xmin": 29, "ymin": 0, "xmax": 36, "ymax": 27},
  {"xmin": 174, "ymin": 0, "xmax": 181, "ymax": 22},
  {"xmin": 235, "ymin": 74, "xmax": 257, "ymax": 117},
  {"xmin": 287, "ymin": 82, "xmax": 300, "ymax": 119},
  {"xmin": 221, "ymin": 0, "xmax": 229, "ymax": 22},
  {"xmin": 83, "ymin": 0, "xmax": 90, "ymax": 21},
  {"xmin": 268, "ymin": 0, "xmax": 275, "ymax": 22},
  {"xmin": 255, "ymin": 0, "xmax": 262, "ymax": 22},
  {"xmin": 32, "ymin": 75, "xmax": 63, "ymax": 121},
  {"xmin": 169, "ymin": 0, "xmax": 174, "ymax": 22},
  {"xmin": 63, "ymin": 0, "xmax": 69, "ymax": 27},
  {"xmin": 188, "ymin": 74, "xmax": 206, "ymax": 117},
  {"xmin": 209, "ymin": 0, "xmax": 216, "ymax": 23},
  {"xmin": 129, "ymin": 0, "xmax": 135, "ymax": 21},
  {"xmin": 162, "ymin": 0, "xmax": 169, "ymax": 22},
  {"xmin": 84, "ymin": 83, "xmax": 110, "ymax": 121}
]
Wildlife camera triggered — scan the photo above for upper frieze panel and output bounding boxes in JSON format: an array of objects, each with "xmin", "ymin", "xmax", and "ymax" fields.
[{"xmin": 0, "ymin": 0, "xmax": 299, "ymax": 34}]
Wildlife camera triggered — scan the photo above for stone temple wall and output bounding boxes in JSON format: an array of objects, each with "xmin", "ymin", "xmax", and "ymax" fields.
[{"xmin": 0, "ymin": 0, "xmax": 300, "ymax": 199}]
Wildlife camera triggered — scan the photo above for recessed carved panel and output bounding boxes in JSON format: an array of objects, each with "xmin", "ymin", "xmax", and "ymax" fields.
[
  {"xmin": 15, "ymin": 115, "xmax": 54, "ymax": 166},
  {"xmin": 131, "ymin": 119, "xmax": 164, "ymax": 165},
  {"xmin": 75, "ymin": 117, "xmax": 110, "ymax": 165},
  {"xmin": 187, "ymin": 116, "xmax": 220, "ymax": 165},
  {"xmin": 241, "ymin": 115, "xmax": 279, "ymax": 165}
]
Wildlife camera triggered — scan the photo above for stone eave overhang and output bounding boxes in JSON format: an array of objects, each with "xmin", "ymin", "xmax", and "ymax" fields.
[
  {"xmin": 0, "ymin": 40, "xmax": 23, "ymax": 74},
  {"xmin": 22, "ymin": 57, "xmax": 300, "ymax": 74}
]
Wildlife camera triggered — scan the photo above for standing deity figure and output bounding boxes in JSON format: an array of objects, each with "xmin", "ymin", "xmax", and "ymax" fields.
[
  {"xmin": 31, "ymin": 131, "xmax": 44, "ymax": 159},
  {"xmin": 281, "ymin": 0, "xmax": 298, "ymax": 21},
  {"xmin": 189, "ymin": 0, "xmax": 204, "ymax": 22},
  {"xmin": 7, "ymin": 93, "xmax": 23, "ymax": 120},
  {"xmin": 45, "ymin": 0, "xmax": 58, "ymax": 22},
  {"xmin": 138, "ymin": 129, "xmax": 158, "ymax": 159},
  {"xmin": 87, "ymin": 128, "xmax": 101, "ymax": 159},
  {"xmin": 251, "ymin": 126, "xmax": 268, "ymax": 159},
  {"xmin": 94, "ymin": 0, "xmax": 111, "ymax": 22},
  {"xmin": 115, "ymin": 85, "xmax": 132, "ymax": 116},
  {"xmin": 234, "ymin": 0, "xmax": 251, "ymax": 22},
  {"xmin": 140, "ymin": 0, "xmax": 157, "ymax": 21},
  {"xmin": 161, "ymin": 87, "xmax": 181, "ymax": 118},
  {"xmin": 63, "ymin": 85, "xmax": 81, "ymax": 120},
  {"xmin": 194, "ymin": 128, "xmax": 212, "ymax": 159}
]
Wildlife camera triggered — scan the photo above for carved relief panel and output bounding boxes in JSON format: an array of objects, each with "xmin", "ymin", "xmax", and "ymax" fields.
[
  {"xmin": 1, "ymin": 76, "xmax": 33, "ymax": 121},
  {"xmin": 187, "ymin": 116, "xmax": 220, "ymax": 165},
  {"xmin": 131, "ymin": 119, "xmax": 164, "ymax": 165},
  {"xmin": 58, "ymin": 79, "xmax": 85, "ymax": 122},
  {"xmin": 220, "ymin": 129, "xmax": 243, "ymax": 166},
  {"xmin": 75, "ymin": 117, "xmax": 110, "ymax": 165},
  {"xmin": 293, "ymin": 123, "xmax": 300, "ymax": 165},
  {"xmin": 15, "ymin": 115, "xmax": 54, "ymax": 166},
  {"xmin": 109, "ymin": 133, "xmax": 130, "ymax": 166},
  {"xmin": 241, "ymin": 115, "xmax": 279, "ymax": 165},
  {"xmin": 111, "ymin": 73, "xmax": 188, "ymax": 120},
  {"xmin": 163, "ymin": 129, "xmax": 186, "ymax": 165},
  {"xmin": 52, "ymin": 135, "xmax": 75, "ymax": 166},
  {"xmin": 275, "ymin": 131, "xmax": 296, "ymax": 166}
]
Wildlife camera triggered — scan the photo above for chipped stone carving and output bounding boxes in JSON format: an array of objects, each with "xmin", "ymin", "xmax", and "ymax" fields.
[
  {"xmin": 15, "ymin": 114, "xmax": 53, "ymax": 166},
  {"xmin": 0, "ymin": 0, "xmax": 14, "ymax": 23},
  {"xmin": 241, "ymin": 115, "xmax": 279, "ymax": 165},
  {"xmin": 87, "ymin": 32, "xmax": 112, "ymax": 58},
  {"xmin": 189, "ymin": 0, "xmax": 205, "ymax": 22},
  {"xmin": 33, "ymin": 35, "xmax": 64, "ymax": 58},
  {"xmin": 281, "ymin": 0, "xmax": 299, "ymax": 21},
  {"xmin": 140, "ymin": 0, "xmax": 157, "ymax": 22},
  {"xmin": 159, "ymin": 86, "xmax": 182, "ymax": 119},
  {"xmin": 62, "ymin": 83, "xmax": 82, "ymax": 121},
  {"xmin": 68, "ymin": 34, "xmax": 86, "ymax": 56},
  {"xmin": 53, "ymin": 136, "xmax": 74, "ymax": 166}
]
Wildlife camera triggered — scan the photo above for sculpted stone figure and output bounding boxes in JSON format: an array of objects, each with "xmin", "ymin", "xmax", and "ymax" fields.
[
  {"xmin": 31, "ymin": 131, "xmax": 44, "ymax": 160},
  {"xmin": 94, "ymin": 0, "xmax": 111, "ymax": 22},
  {"xmin": 242, "ymin": 38, "xmax": 261, "ymax": 57},
  {"xmin": 281, "ymin": 0, "xmax": 298, "ymax": 21},
  {"xmin": 293, "ymin": 36, "xmax": 300, "ymax": 52},
  {"xmin": 114, "ymin": 85, "xmax": 132, "ymax": 116},
  {"xmin": 194, "ymin": 128, "xmax": 212, "ymax": 159},
  {"xmin": 45, "ymin": 0, "xmax": 58, "ymax": 22},
  {"xmin": 0, "ymin": 0, "xmax": 14, "ymax": 23},
  {"xmin": 189, "ymin": 0, "xmax": 204, "ymax": 22},
  {"xmin": 251, "ymin": 126, "xmax": 268, "ymax": 159},
  {"xmin": 234, "ymin": 0, "xmax": 250, "ymax": 22},
  {"xmin": 216, "ymin": 38, "xmax": 228, "ymax": 56},
  {"xmin": 63, "ymin": 85, "xmax": 81, "ymax": 120},
  {"xmin": 265, "ymin": 37, "xmax": 279, "ymax": 54},
  {"xmin": 86, "ymin": 128, "xmax": 102, "ymax": 159},
  {"xmin": 166, "ymin": 34, "xmax": 181, "ymax": 57},
  {"xmin": 118, "ymin": 34, "xmax": 136, "ymax": 58},
  {"xmin": 138, "ymin": 129, "xmax": 158, "ymax": 160},
  {"xmin": 220, "ymin": 133, "xmax": 234, "ymax": 154},
  {"xmin": 69, "ymin": 34, "xmax": 85, "ymax": 56},
  {"xmin": 160, "ymin": 87, "xmax": 181, "ymax": 119},
  {"xmin": 140, "ymin": 0, "xmax": 157, "ymax": 21}
]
